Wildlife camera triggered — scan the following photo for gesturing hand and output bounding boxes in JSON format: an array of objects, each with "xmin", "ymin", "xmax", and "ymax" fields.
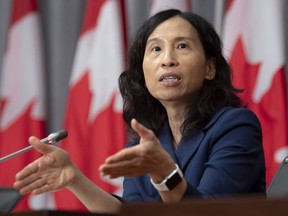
[
  {"xmin": 99, "ymin": 119, "xmax": 175, "ymax": 181},
  {"xmin": 14, "ymin": 136, "xmax": 76, "ymax": 195}
]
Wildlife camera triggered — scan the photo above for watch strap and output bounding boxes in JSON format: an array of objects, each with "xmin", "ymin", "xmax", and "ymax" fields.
[{"xmin": 150, "ymin": 164, "xmax": 183, "ymax": 191}]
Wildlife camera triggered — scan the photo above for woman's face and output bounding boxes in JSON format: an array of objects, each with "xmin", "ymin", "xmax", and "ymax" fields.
[{"xmin": 142, "ymin": 16, "xmax": 215, "ymax": 106}]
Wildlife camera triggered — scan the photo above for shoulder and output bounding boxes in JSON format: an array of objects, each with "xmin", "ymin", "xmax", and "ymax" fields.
[
  {"xmin": 205, "ymin": 106, "xmax": 261, "ymax": 131},
  {"xmin": 204, "ymin": 106, "xmax": 263, "ymax": 151},
  {"xmin": 203, "ymin": 106, "xmax": 262, "ymax": 145}
]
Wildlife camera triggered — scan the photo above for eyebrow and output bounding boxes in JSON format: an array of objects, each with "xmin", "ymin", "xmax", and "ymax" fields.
[{"xmin": 146, "ymin": 36, "xmax": 194, "ymax": 45}]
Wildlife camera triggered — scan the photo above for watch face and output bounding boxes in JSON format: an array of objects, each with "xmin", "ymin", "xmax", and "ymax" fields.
[{"xmin": 166, "ymin": 172, "xmax": 183, "ymax": 190}]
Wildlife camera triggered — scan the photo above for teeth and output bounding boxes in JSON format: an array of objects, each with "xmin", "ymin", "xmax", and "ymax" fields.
[{"xmin": 163, "ymin": 76, "xmax": 178, "ymax": 81}]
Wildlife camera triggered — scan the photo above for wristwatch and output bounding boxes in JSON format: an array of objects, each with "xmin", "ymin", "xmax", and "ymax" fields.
[{"xmin": 150, "ymin": 164, "xmax": 183, "ymax": 191}]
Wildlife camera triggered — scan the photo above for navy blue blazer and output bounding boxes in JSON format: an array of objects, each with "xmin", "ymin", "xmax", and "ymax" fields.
[{"xmin": 121, "ymin": 107, "xmax": 266, "ymax": 202}]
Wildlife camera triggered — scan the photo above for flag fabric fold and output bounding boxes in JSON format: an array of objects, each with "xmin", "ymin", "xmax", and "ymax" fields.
[
  {"xmin": 54, "ymin": 0, "xmax": 126, "ymax": 211},
  {"xmin": 222, "ymin": 0, "xmax": 288, "ymax": 185},
  {"xmin": 0, "ymin": 0, "xmax": 50, "ymax": 211}
]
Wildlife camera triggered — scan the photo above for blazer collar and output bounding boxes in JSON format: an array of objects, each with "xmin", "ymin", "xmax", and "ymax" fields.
[{"xmin": 159, "ymin": 106, "xmax": 232, "ymax": 170}]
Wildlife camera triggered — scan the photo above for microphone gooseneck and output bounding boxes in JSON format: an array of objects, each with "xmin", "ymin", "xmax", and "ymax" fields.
[{"xmin": 0, "ymin": 130, "xmax": 68, "ymax": 163}]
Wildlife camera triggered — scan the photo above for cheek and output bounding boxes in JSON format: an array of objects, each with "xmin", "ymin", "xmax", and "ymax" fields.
[
  {"xmin": 143, "ymin": 55, "xmax": 153, "ymax": 71},
  {"xmin": 143, "ymin": 74, "xmax": 154, "ymax": 91},
  {"xmin": 143, "ymin": 57, "xmax": 155, "ymax": 81},
  {"xmin": 184, "ymin": 64, "xmax": 207, "ymax": 88},
  {"xmin": 142, "ymin": 70, "xmax": 156, "ymax": 95}
]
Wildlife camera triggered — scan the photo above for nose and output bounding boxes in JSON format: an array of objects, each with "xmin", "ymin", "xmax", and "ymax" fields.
[{"xmin": 161, "ymin": 50, "xmax": 178, "ymax": 68}]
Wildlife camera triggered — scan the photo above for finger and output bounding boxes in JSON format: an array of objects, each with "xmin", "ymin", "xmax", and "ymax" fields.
[
  {"xmin": 31, "ymin": 185, "xmax": 51, "ymax": 195},
  {"xmin": 14, "ymin": 171, "xmax": 40, "ymax": 189},
  {"xmin": 18, "ymin": 177, "xmax": 49, "ymax": 195},
  {"xmin": 99, "ymin": 159, "xmax": 140, "ymax": 178},
  {"xmin": 131, "ymin": 119, "xmax": 154, "ymax": 141},
  {"xmin": 29, "ymin": 136, "xmax": 57, "ymax": 155},
  {"xmin": 99, "ymin": 163, "xmax": 124, "ymax": 178},
  {"xmin": 105, "ymin": 147, "xmax": 137, "ymax": 164},
  {"xmin": 15, "ymin": 159, "xmax": 40, "ymax": 180}
]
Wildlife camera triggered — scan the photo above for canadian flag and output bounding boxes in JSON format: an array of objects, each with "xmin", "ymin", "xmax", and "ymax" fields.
[
  {"xmin": 0, "ymin": 0, "xmax": 54, "ymax": 211},
  {"xmin": 54, "ymin": 0, "xmax": 126, "ymax": 211},
  {"xmin": 223, "ymin": 0, "xmax": 288, "ymax": 185},
  {"xmin": 150, "ymin": 0, "xmax": 191, "ymax": 15}
]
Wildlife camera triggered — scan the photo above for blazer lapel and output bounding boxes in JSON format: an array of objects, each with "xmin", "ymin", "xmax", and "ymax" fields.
[
  {"xmin": 158, "ymin": 106, "xmax": 231, "ymax": 170},
  {"xmin": 158, "ymin": 121, "xmax": 205, "ymax": 169},
  {"xmin": 175, "ymin": 107, "xmax": 231, "ymax": 170},
  {"xmin": 175, "ymin": 131, "xmax": 205, "ymax": 169}
]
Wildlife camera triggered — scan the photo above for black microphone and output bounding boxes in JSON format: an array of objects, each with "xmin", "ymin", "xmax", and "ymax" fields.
[
  {"xmin": 40, "ymin": 130, "xmax": 68, "ymax": 144},
  {"xmin": 0, "ymin": 130, "xmax": 68, "ymax": 163}
]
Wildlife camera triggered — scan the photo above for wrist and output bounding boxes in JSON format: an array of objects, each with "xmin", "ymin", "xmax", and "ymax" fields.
[
  {"xmin": 150, "ymin": 164, "xmax": 183, "ymax": 191},
  {"xmin": 67, "ymin": 164, "xmax": 81, "ymax": 189}
]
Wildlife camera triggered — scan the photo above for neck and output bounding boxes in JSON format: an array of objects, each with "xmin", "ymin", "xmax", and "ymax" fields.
[
  {"xmin": 163, "ymin": 103, "xmax": 187, "ymax": 149},
  {"xmin": 169, "ymin": 119, "xmax": 182, "ymax": 150}
]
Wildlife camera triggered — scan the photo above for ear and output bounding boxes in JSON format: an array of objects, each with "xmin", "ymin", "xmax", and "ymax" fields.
[{"xmin": 205, "ymin": 58, "xmax": 216, "ymax": 80}]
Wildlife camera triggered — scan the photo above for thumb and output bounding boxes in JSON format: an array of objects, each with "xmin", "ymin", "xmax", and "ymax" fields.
[
  {"xmin": 131, "ymin": 118, "xmax": 155, "ymax": 142},
  {"xmin": 29, "ymin": 136, "xmax": 57, "ymax": 155}
]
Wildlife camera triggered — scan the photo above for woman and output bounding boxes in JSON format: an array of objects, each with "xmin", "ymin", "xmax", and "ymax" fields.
[{"xmin": 14, "ymin": 9, "xmax": 266, "ymax": 213}]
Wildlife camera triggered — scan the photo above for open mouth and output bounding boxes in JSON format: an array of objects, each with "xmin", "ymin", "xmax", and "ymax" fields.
[
  {"xmin": 159, "ymin": 74, "xmax": 181, "ymax": 82},
  {"xmin": 162, "ymin": 76, "xmax": 180, "ymax": 82}
]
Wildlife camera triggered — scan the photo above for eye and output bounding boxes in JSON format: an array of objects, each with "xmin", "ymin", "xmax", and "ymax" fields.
[
  {"xmin": 152, "ymin": 46, "xmax": 161, "ymax": 52},
  {"xmin": 177, "ymin": 43, "xmax": 187, "ymax": 49}
]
